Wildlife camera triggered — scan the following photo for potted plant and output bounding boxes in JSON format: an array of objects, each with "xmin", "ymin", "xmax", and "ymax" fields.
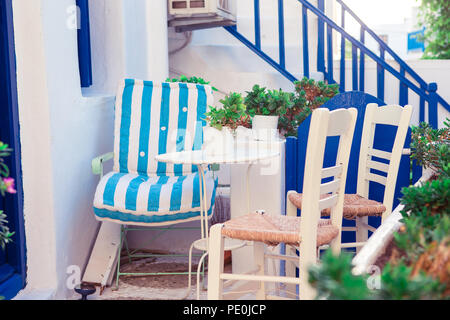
[
  {"xmin": 278, "ymin": 78, "xmax": 340, "ymax": 137},
  {"xmin": 204, "ymin": 92, "xmax": 251, "ymax": 156},
  {"xmin": 244, "ymin": 85, "xmax": 294, "ymax": 141}
]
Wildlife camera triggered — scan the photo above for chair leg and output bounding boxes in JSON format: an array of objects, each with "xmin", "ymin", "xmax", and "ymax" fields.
[
  {"xmin": 114, "ymin": 225, "xmax": 125, "ymax": 291},
  {"xmin": 299, "ymin": 247, "xmax": 317, "ymax": 300},
  {"xmin": 123, "ymin": 229, "xmax": 132, "ymax": 264},
  {"xmin": 285, "ymin": 192, "xmax": 299, "ymax": 296},
  {"xmin": 254, "ymin": 241, "xmax": 266, "ymax": 299},
  {"xmin": 285, "ymin": 244, "xmax": 297, "ymax": 297},
  {"xmin": 207, "ymin": 224, "xmax": 225, "ymax": 300},
  {"xmin": 196, "ymin": 252, "xmax": 208, "ymax": 300},
  {"xmin": 355, "ymin": 216, "xmax": 368, "ymax": 254},
  {"xmin": 180, "ymin": 242, "xmax": 196, "ymax": 300}
]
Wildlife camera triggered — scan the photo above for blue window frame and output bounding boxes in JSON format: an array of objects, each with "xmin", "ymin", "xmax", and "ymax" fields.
[
  {"xmin": 77, "ymin": 0, "xmax": 93, "ymax": 88},
  {"xmin": 0, "ymin": 0, "xmax": 27, "ymax": 300}
]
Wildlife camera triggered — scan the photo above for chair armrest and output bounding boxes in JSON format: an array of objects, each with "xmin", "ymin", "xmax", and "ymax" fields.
[{"xmin": 92, "ymin": 152, "xmax": 114, "ymax": 177}]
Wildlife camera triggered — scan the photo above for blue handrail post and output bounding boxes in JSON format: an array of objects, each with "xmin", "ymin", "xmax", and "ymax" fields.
[
  {"xmin": 377, "ymin": 47, "xmax": 385, "ymax": 101},
  {"xmin": 428, "ymin": 82, "xmax": 438, "ymax": 128},
  {"xmin": 359, "ymin": 26, "xmax": 365, "ymax": 91},
  {"xmin": 339, "ymin": 7, "xmax": 345, "ymax": 92},
  {"xmin": 302, "ymin": 4, "xmax": 310, "ymax": 78},
  {"xmin": 326, "ymin": 24, "xmax": 334, "ymax": 83},
  {"xmin": 352, "ymin": 43, "xmax": 358, "ymax": 91},
  {"xmin": 399, "ymin": 66, "xmax": 408, "ymax": 106},
  {"xmin": 317, "ymin": 0, "xmax": 325, "ymax": 74},
  {"xmin": 278, "ymin": 0, "xmax": 286, "ymax": 69},
  {"xmin": 254, "ymin": 0, "xmax": 261, "ymax": 49},
  {"xmin": 419, "ymin": 84, "xmax": 426, "ymax": 123}
]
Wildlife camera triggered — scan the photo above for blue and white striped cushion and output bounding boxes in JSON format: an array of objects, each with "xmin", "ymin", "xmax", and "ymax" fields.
[
  {"xmin": 93, "ymin": 79, "xmax": 217, "ymax": 225},
  {"xmin": 113, "ymin": 79, "xmax": 214, "ymax": 176},
  {"xmin": 93, "ymin": 171, "xmax": 217, "ymax": 226}
]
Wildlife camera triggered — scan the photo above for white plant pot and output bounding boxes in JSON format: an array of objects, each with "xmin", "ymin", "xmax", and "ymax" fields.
[
  {"xmin": 252, "ymin": 115, "xmax": 279, "ymax": 141},
  {"xmin": 203, "ymin": 126, "xmax": 235, "ymax": 157}
]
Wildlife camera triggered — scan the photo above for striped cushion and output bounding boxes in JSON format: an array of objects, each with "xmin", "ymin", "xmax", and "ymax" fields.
[
  {"xmin": 113, "ymin": 79, "xmax": 214, "ymax": 176},
  {"xmin": 92, "ymin": 79, "xmax": 217, "ymax": 225},
  {"xmin": 93, "ymin": 171, "xmax": 217, "ymax": 225}
]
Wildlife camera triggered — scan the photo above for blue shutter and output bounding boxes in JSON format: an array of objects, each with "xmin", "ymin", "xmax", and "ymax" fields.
[{"xmin": 77, "ymin": 0, "xmax": 93, "ymax": 88}]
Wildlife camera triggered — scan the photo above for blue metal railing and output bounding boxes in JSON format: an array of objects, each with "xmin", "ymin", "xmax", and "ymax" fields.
[{"xmin": 224, "ymin": 0, "xmax": 450, "ymax": 128}]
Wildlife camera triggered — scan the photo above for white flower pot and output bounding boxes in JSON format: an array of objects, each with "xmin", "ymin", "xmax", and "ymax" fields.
[
  {"xmin": 252, "ymin": 115, "xmax": 279, "ymax": 141},
  {"xmin": 203, "ymin": 126, "xmax": 235, "ymax": 157}
]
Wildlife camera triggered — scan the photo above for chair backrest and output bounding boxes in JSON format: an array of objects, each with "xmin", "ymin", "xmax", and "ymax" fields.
[
  {"xmin": 300, "ymin": 108, "xmax": 357, "ymax": 254},
  {"xmin": 357, "ymin": 103, "xmax": 412, "ymax": 220},
  {"xmin": 112, "ymin": 79, "xmax": 214, "ymax": 177}
]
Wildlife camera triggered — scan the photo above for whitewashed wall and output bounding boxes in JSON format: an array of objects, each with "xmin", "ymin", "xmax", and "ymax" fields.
[
  {"xmin": 13, "ymin": 0, "xmax": 168, "ymax": 299},
  {"xmin": 169, "ymin": 0, "xmax": 449, "ymax": 128}
]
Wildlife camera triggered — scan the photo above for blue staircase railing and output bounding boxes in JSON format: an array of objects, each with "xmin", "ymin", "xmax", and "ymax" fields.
[{"xmin": 224, "ymin": 0, "xmax": 450, "ymax": 128}]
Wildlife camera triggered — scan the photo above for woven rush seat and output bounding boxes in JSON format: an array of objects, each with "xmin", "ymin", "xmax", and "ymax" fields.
[
  {"xmin": 221, "ymin": 213, "xmax": 339, "ymax": 247},
  {"xmin": 288, "ymin": 193, "xmax": 386, "ymax": 219}
]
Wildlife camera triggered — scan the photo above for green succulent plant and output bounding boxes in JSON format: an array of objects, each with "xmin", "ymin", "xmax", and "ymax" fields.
[{"xmin": 205, "ymin": 92, "xmax": 251, "ymax": 131}]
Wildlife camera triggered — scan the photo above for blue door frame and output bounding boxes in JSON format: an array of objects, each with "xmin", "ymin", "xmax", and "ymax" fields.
[{"xmin": 0, "ymin": 0, "xmax": 26, "ymax": 300}]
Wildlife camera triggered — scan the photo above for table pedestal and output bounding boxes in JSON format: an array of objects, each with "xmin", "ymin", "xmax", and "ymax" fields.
[{"xmin": 230, "ymin": 139, "xmax": 285, "ymax": 277}]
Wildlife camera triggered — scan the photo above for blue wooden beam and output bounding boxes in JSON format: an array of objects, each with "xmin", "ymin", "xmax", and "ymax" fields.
[
  {"xmin": 428, "ymin": 83, "xmax": 438, "ymax": 128},
  {"xmin": 326, "ymin": 24, "xmax": 334, "ymax": 83},
  {"xmin": 76, "ymin": 0, "xmax": 92, "ymax": 88},
  {"xmin": 317, "ymin": 0, "xmax": 325, "ymax": 74},
  {"xmin": 278, "ymin": 0, "xmax": 286, "ymax": 69},
  {"xmin": 359, "ymin": 26, "xmax": 365, "ymax": 91},
  {"xmin": 254, "ymin": 0, "xmax": 261, "ymax": 49},
  {"xmin": 339, "ymin": 8, "xmax": 345, "ymax": 92},
  {"xmin": 377, "ymin": 48, "xmax": 385, "ymax": 101},
  {"xmin": 302, "ymin": 4, "xmax": 309, "ymax": 78},
  {"xmin": 399, "ymin": 66, "xmax": 408, "ymax": 106},
  {"xmin": 352, "ymin": 43, "xmax": 358, "ymax": 91}
]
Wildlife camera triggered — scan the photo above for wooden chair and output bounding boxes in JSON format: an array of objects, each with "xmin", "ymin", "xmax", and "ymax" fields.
[
  {"xmin": 288, "ymin": 103, "xmax": 412, "ymax": 250},
  {"xmin": 207, "ymin": 107, "xmax": 357, "ymax": 300}
]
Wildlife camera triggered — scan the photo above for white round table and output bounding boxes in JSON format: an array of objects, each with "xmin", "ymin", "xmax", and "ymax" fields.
[{"xmin": 155, "ymin": 148, "xmax": 279, "ymax": 298}]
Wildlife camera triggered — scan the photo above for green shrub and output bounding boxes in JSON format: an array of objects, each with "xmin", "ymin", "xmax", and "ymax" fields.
[
  {"xmin": 308, "ymin": 249, "xmax": 446, "ymax": 300},
  {"xmin": 165, "ymin": 75, "xmax": 218, "ymax": 91},
  {"xmin": 244, "ymin": 85, "xmax": 294, "ymax": 117},
  {"xmin": 205, "ymin": 92, "xmax": 250, "ymax": 131},
  {"xmin": 278, "ymin": 78, "xmax": 339, "ymax": 137},
  {"xmin": 410, "ymin": 119, "xmax": 450, "ymax": 177},
  {"xmin": 0, "ymin": 141, "xmax": 14, "ymax": 250}
]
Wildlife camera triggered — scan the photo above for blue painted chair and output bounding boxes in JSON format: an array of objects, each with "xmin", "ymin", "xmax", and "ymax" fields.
[{"xmin": 92, "ymin": 79, "xmax": 218, "ymax": 289}]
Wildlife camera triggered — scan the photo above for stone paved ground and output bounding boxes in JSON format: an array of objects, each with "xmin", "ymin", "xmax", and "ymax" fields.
[{"xmin": 91, "ymin": 254, "xmax": 227, "ymax": 300}]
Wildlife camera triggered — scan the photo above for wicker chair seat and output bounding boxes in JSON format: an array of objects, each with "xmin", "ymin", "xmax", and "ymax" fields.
[
  {"xmin": 221, "ymin": 212, "xmax": 339, "ymax": 247},
  {"xmin": 288, "ymin": 193, "xmax": 386, "ymax": 219}
]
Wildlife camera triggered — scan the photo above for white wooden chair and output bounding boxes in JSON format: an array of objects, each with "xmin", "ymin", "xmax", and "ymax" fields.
[
  {"xmin": 207, "ymin": 107, "xmax": 357, "ymax": 300},
  {"xmin": 288, "ymin": 103, "xmax": 412, "ymax": 250}
]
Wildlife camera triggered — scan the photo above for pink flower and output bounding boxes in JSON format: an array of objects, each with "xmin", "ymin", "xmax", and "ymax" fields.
[{"xmin": 3, "ymin": 177, "xmax": 16, "ymax": 194}]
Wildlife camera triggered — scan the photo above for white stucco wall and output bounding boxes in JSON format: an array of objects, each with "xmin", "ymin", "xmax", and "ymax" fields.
[
  {"xmin": 13, "ymin": 0, "xmax": 168, "ymax": 299},
  {"xmin": 169, "ymin": 0, "xmax": 449, "ymax": 128}
]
